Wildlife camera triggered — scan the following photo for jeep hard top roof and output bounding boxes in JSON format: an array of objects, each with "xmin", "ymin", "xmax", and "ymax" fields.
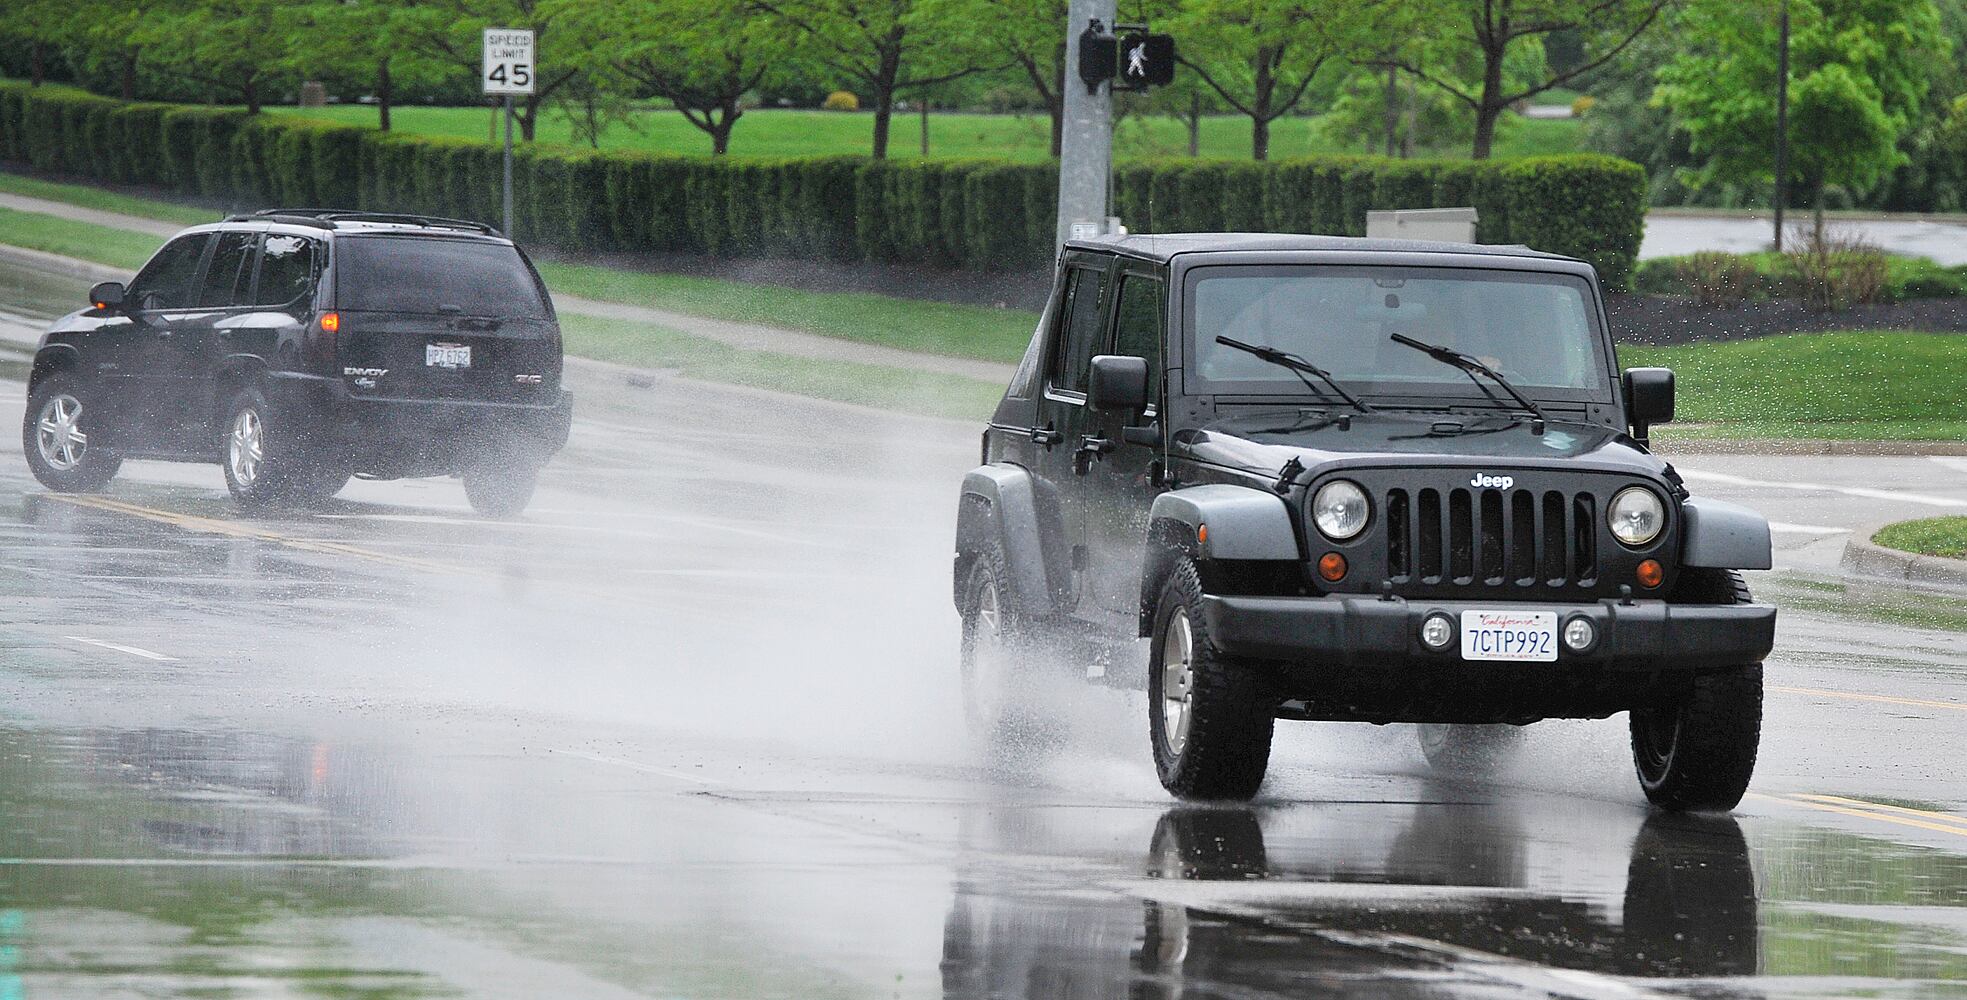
[{"xmin": 1063, "ymin": 232, "xmax": 1580, "ymax": 267}]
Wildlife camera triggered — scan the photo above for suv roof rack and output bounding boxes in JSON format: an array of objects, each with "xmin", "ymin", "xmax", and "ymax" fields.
[
  {"xmin": 226, "ymin": 212, "xmax": 335, "ymax": 231},
  {"xmin": 245, "ymin": 209, "xmax": 505, "ymax": 237}
]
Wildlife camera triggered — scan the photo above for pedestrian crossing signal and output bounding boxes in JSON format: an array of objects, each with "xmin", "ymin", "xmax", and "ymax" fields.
[{"xmin": 1118, "ymin": 33, "xmax": 1176, "ymax": 89}]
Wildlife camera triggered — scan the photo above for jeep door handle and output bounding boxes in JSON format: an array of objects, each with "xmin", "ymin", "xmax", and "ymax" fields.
[
  {"xmin": 1030, "ymin": 424, "xmax": 1063, "ymax": 448},
  {"xmin": 1073, "ymin": 435, "xmax": 1114, "ymax": 475}
]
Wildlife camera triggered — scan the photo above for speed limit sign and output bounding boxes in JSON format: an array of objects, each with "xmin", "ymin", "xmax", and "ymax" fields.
[{"xmin": 482, "ymin": 28, "xmax": 535, "ymax": 95}]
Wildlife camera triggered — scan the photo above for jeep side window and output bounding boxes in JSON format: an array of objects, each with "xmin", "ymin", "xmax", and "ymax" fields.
[
  {"xmin": 196, "ymin": 232, "xmax": 257, "ymax": 308},
  {"xmin": 1051, "ymin": 265, "xmax": 1105, "ymax": 395},
  {"xmin": 254, "ymin": 235, "xmax": 318, "ymax": 308},
  {"xmin": 1112, "ymin": 275, "xmax": 1163, "ymax": 405},
  {"xmin": 128, "ymin": 234, "xmax": 211, "ymax": 311}
]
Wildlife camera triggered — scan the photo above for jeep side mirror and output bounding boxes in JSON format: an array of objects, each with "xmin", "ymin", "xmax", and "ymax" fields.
[
  {"xmin": 1624, "ymin": 366, "xmax": 1674, "ymax": 444},
  {"xmin": 1087, "ymin": 355, "xmax": 1150, "ymax": 414},
  {"xmin": 89, "ymin": 281, "xmax": 125, "ymax": 312}
]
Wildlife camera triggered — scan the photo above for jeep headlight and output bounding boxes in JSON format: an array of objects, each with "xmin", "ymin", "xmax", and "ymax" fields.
[
  {"xmin": 1608, "ymin": 487, "xmax": 1665, "ymax": 546},
  {"xmin": 1312, "ymin": 480, "xmax": 1370, "ymax": 541}
]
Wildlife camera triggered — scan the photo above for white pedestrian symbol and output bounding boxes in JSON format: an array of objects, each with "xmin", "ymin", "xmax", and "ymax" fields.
[{"xmin": 1127, "ymin": 44, "xmax": 1149, "ymax": 79}]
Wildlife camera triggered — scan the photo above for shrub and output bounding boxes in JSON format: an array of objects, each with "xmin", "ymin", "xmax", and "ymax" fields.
[
  {"xmin": 1677, "ymin": 251, "xmax": 1759, "ymax": 308},
  {"xmin": 1571, "ymin": 95, "xmax": 1596, "ymax": 118},
  {"xmin": 1787, "ymin": 227, "xmax": 1888, "ymax": 311},
  {"xmin": 1499, "ymin": 154, "xmax": 1646, "ymax": 290},
  {"xmin": 822, "ymin": 91, "xmax": 859, "ymax": 111}
]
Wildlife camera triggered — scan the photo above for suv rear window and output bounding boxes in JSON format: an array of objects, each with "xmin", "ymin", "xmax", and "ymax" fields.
[{"xmin": 333, "ymin": 237, "xmax": 548, "ymax": 318}]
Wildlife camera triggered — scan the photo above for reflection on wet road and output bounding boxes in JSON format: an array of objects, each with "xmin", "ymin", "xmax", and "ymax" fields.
[{"xmin": 1, "ymin": 257, "xmax": 1967, "ymax": 997}]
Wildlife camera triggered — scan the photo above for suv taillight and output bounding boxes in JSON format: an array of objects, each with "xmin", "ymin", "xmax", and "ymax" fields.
[{"xmin": 308, "ymin": 311, "xmax": 339, "ymax": 369}]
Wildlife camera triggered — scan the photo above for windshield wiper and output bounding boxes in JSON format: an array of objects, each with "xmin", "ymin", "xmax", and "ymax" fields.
[
  {"xmin": 1214, "ymin": 336, "xmax": 1373, "ymax": 413},
  {"xmin": 1388, "ymin": 333, "xmax": 1548, "ymax": 433}
]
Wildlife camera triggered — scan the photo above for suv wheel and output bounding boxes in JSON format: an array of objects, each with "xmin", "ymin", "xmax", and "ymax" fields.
[
  {"xmin": 1629, "ymin": 569, "xmax": 1763, "ymax": 812},
  {"xmin": 23, "ymin": 374, "xmax": 122, "ymax": 492},
  {"xmin": 461, "ymin": 460, "xmax": 540, "ymax": 518},
  {"xmin": 222, "ymin": 387, "xmax": 327, "ymax": 511},
  {"xmin": 1148, "ymin": 557, "xmax": 1274, "ymax": 801},
  {"xmin": 1417, "ymin": 723, "xmax": 1524, "ymax": 772}
]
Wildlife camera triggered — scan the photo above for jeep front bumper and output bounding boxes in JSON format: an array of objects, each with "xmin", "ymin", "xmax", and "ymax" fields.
[{"xmin": 1201, "ymin": 595, "xmax": 1775, "ymax": 672}]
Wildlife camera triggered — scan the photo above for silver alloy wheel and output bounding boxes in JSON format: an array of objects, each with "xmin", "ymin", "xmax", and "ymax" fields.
[
  {"xmin": 34, "ymin": 393, "xmax": 88, "ymax": 471},
  {"xmin": 228, "ymin": 407, "xmax": 265, "ymax": 488},
  {"xmin": 1161, "ymin": 610, "xmax": 1195, "ymax": 754},
  {"xmin": 966, "ymin": 575, "xmax": 1010, "ymax": 726}
]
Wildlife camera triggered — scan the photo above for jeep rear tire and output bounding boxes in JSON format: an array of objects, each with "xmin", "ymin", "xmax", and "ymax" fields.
[
  {"xmin": 959, "ymin": 540, "xmax": 1061, "ymax": 747},
  {"xmin": 462, "ymin": 460, "xmax": 539, "ymax": 518},
  {"xmin": 23, "ymin": 373, "xmax": 122, "ymax": 492},
  {"xmin": 1629, "ymin": 569, "xmax": 1763, "ymax": 812},
  {"xmin": 1149, "ymin": 557, "xmax": 1274, "ymax": 801}
]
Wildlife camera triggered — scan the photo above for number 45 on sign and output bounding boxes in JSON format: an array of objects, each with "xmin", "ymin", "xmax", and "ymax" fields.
[{"xmin": 482, "ymin": 28, "xmax": 535, "ymax": 95}]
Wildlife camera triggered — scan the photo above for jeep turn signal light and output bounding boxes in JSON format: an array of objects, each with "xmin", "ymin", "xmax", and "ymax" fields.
[
  {"xmin": 1318, "ymin": 552, "xmax": 1347, "ymax": 582},
  {"xmin": 1636, "ymin": 559, "xmax": 1664, "ymax": 589}
]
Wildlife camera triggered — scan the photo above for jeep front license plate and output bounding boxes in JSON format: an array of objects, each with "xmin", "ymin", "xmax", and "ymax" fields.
[
  {"xmin": 426, "ymin": 343, "xmax": 471, "ymax": 369},
  {"xmin": 1460, "ymin": 610, "xmax": 1558, "ymax": 662}
]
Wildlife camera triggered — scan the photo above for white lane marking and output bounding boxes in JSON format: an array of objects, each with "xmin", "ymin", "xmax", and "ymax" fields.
[
  {"xmin": 314, "ymin": 511, "xmax": 823, "ymax": 546},
  {"xmin": 62, "ymin": 636, "xmax": 178, "ymax": 662},
  {"xmin": 1933, "ymin": 457, "xmax": 1967, "ymax": 475},
  {"xmin": 545, "ymin": 748, "xmax": 721, "ymax": 786},
  {"xmin": 1769, "ymin": 521, "xmax": 1851, "ymax": 535},
  {"xmin": 1680, "ymin": 469, "xmax": 1967, "ymax": 509}
]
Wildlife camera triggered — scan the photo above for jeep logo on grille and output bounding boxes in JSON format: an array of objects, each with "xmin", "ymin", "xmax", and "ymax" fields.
[{"xmin": 1470, "ymin": 473, "xmax": 1515, "ymax": 489}]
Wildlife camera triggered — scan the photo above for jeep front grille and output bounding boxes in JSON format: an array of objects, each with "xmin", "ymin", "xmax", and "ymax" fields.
[{"xmin": 1385, "ymin": 487, "xmax": 1598, "ymax": 588}]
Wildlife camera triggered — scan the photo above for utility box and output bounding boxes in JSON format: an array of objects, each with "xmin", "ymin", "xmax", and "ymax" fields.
[
  {"xmin": 1365, "ymin": 206, "xmax": 1479, "ymax": 243},
  {"xmin": 298, "ymin": 81, "xmax": 328, "ymax": 108}
]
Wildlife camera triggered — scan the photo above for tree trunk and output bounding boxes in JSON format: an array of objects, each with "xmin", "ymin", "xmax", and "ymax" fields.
[
  {"xmin": 1383, "ymin": 61, "xmax": 1398, "ymax": 157},
  {"xmin": 711, "ymin": 119, "xmax": 733, "ymax": 155},
  {"xmin": 1252, "ymin": 116, "xmax": 1271, "ymax": 161},
  {"xmin": 519, "ymin": 95, "xmax": 539, "ymax": 142},
  {"xmin": 30, "ymin": 42, "xmax": 44, "ymax": 86},
  {"xmin": 121, "ymin": 54, "xmax": 138, "ymax": 100},
  {"xmin": 1051, "ymin": 103, "xmax": 1064, "ymax": 158},
  {"xmin": 920, "ymin": 98, "xmax": 929, "ymax": 157},
  {"xmin": 869, "ymin": 42, "xmax": 901, "ymax": 159},
  {"xmin": 1470, "ymin": 41, "xmax": 1506, "ymax": 160},
  {"xmin": 244, "ymin": 78, "xmax": 261, "ymax": 115},
  {"xmin": 1187, "ymin": 92, "xmax": 1200, "ymax": 157},
  {"xmin": 377, "ymin": 57, "xmax": 393, "ymax": 132}
]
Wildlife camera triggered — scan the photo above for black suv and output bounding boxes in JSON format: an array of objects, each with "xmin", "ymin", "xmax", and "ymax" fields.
[
  {"xmin": 954, "ymin": 234, "xmax": 1776, "ymax": 810},
  {"xmin": 22, "ymin": 210, "xmax": 572, "ymax": 516}
]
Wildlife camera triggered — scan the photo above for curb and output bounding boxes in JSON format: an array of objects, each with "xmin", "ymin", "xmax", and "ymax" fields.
[
  {"xmin": 1659, "ymin": 437, "xmax": 1967, "ymax": 457},
  {"xmin": 0, "ymin": 242, "xmax": 130, "ymax": 283},
  {"xmin": 1840, "ymin": 529, "xmax": 1967, "ymax": 590}
]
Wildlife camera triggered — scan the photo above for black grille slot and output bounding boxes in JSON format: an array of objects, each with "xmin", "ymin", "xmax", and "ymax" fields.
[{"xmin": 1380, "ymin": 482, "xmax": 1603, "ymax": 592}]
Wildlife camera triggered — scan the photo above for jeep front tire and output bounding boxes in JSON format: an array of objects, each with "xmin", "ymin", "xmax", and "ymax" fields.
[
  {"xmin": 1628, "ymin": 569, "xmax": 1763, "ymax": 811},
  {"xmin": 1149, "ymin": 557, "xmax": 1274, "ymax": 801}
]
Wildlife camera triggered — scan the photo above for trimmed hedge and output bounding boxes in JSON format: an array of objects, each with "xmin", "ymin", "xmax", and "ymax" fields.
[{"xmin": 0, "ymin": 81, "xmax": 1647, "ymax": 285}]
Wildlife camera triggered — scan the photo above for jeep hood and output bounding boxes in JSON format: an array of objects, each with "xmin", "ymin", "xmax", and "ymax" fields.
[{"xmin": 1175, "ymin": 411, "xmax": 1666, "ymax": 478}]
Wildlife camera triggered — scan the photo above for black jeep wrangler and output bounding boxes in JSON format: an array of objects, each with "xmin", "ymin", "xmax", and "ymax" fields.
[
  {"xmin": 23, "ymin": 210, "xmax": 572, "ymax": 516},
  {"xmin": 954, "ymin": 234, "xmax": 1776, "ymax": 809}
]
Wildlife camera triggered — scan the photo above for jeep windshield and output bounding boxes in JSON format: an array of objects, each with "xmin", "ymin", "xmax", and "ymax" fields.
[
  {"xmin": 333, "ymin": 236, "xmax": 550, "ymax": 318},
  {"xmin": 1186, "ymin": 266, "xmax": 1609, "ymax": 405}
]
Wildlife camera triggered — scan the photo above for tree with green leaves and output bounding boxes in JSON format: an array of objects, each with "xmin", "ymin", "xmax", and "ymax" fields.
[
  {"xmin": 926, "ymin": 0, "xmax": 1068, "ymax": 155},
  {"xmin": 1655, "ymin": 0, "xmax": 1948, "ymax": 232},
  {"xmin": 1386, "ymin": 0, "xmax": 1672, "ymax": 158},
  {"xmin": 13, "ymin": 0, "xmax": 76, "ymax": 87},
  {"xmin": 752, "ymin": 0, "xmax": 996, "ymax": 158},
  {"xmin": 68, "ymin": 0, "xmax": 147, "ymax": 99},
  {"xmin": 282, "ymin": 0, "xmax": 449, "ymax": 131},
  {"xmin": 133, "ymin": 0, "xmax": 291, "ymax": 112},
  {"xmin": 392, "ymin": 0, "xmax": 582, "ymax": 141},
  {"xmin": 1170, "ymin": 0, "xmax": 1373, "ymax": 160},
  {"xmin": 564, "ymin": 0, "xmax": 788, "ymax": 155}
]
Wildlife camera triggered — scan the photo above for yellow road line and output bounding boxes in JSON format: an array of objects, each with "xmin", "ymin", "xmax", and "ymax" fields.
[
  {"xmin": 1769, "ymin": 684, "xmax": 1967, "ymax": 714},
  {"xmin": 1750, "ymin": 792, "xmax": 1967, "ymax": 839},
  {"xmin": 1790, "ymin": 793, "xmax": 1967, "ymax": 829}
]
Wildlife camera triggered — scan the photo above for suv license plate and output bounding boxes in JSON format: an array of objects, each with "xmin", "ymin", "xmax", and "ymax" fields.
[
  {"xmin": 426, "ymin": 343, "xmax": 471, "ymax": 369},
  {"xmin": 1460, "ymin": 610, "xmax": 1558, "ymax": 662}
]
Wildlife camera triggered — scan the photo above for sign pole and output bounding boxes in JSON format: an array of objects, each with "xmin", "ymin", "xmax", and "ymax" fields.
[{"xmin": 503, "ymin": 96, "xmax": 514, "ymax": 237}]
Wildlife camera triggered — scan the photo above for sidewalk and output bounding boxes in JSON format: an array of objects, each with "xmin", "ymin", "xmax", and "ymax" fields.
[{"xmin": 0, "ymin": 192, "xmax": 1018, "ymax": 384}]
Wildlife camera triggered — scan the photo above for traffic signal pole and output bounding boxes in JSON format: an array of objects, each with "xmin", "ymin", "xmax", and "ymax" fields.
[{"xmin": 1056, "ymin": 0, "xmax": 1117, "ymax": 246}]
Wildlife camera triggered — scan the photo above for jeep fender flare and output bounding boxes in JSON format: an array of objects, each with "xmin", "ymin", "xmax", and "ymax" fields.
[
  {"xmin": 1139, "ymin": 484, "xmax": 1301, "ymax": 635},
  {"xmin": 955, "ymin": 464, "xmax": 1055, "ymax": 615},
  {"xmin": 1679, "ymin": 496, "xmax": 1773, "ymax": 570}
]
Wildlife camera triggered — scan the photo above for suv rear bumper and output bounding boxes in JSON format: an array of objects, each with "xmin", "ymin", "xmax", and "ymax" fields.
[
  {"xmin": 1201, "ymin": 594, "xmax": 1775, "ymax": 672},
  {"xmin": 267, "ymin": 373, "xmax": 571, "ymax": 470}
]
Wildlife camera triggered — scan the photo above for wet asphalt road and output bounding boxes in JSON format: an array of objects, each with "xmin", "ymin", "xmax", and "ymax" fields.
[{"xmin": 2, "ymin": 260, "xmax": 1967, "ymax": 998}]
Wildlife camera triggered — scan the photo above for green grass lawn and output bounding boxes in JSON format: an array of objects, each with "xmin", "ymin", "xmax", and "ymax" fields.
[
  {"xmin": 1872, "ymin": 517, "xmax": 1967, "ymax": 560},
  {"xmin": 266, "ymin": 104, "xmax": 1579, "ymax": 162},
  {"xmin": 0, "ymin": 205, "xmax": 165, "ymax": 271},
  {"xmin": 560, "ymin": 314, "xmax": 1001, "ymax": 419},
  {"xmin": 0, "ymin": 172, "xmax": 221, "ymax": 227},
  {"xmin": 1622, "ymin": 332, "xmax": 1967, "ymax": 441}
]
